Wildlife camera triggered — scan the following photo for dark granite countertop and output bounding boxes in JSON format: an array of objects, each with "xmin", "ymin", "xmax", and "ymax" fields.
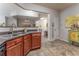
[{"xmin": 0, "ymin": 31, "xmax": 40, "ymax": 45}]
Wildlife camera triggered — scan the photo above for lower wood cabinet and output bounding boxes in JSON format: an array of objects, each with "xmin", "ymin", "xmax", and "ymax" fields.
[
  {"xmin": 24, "ymin": 34, "xmax": 31, "ymax": 55},
  {"xmin": 14, "ymin": 42, "xmax": 23, "ymax": 56},
  {"xmin": 6, "ymin": 37, "xmax": 23, "ymax": 56},
  {"xmin": 6, "ymin": 42, "xmax": 23, "ymax": 56},
  {"xmin": 32, "ymin": 32, "xmax": 41, "ymax": 49},
  {"xmin": 5, "ymin": 32, "xmax": 41, "ymax": 56}
]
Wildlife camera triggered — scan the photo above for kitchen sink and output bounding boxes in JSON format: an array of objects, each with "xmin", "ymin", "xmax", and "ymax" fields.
[{"xmin": 12, "ymin": 33, "xmax": 19, "ymax": 36}]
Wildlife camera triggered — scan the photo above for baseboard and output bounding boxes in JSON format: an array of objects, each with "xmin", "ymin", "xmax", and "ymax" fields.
[{"xmin": 59, "ymin": 39, "xmax": 69, "ymax": 42}]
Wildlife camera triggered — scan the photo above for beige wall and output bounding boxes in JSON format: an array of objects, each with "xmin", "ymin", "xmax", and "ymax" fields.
[{"xmin": 60, "ymin": 4, "xmax": 79, "ymax": 42}]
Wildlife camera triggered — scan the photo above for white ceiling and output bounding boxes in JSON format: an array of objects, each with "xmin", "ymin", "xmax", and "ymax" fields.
[{"xmin": 34, "ymin": 3, "xmax": 76, "ymax": 11}]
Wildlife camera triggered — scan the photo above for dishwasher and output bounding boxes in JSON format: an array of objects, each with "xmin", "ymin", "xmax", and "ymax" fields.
[{"xmin": 0, "ymin": 43, "xmax": 5, "ymax": 56}]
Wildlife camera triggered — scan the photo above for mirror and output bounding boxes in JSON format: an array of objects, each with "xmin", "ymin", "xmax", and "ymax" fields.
[
  {"xmin": 16, "ymin": 15, "xmax": 40, "ymax": 27},
  {"xmin": 4, "ymin": 15, "xmax": 40, "ymax": 27},
  {"xmin": 0, "ymin": 9, "xmax": 48, "ymax": 28},
  {"xmin": 0, "ymin": 10, "xmax": 40, "ymax": 27}
]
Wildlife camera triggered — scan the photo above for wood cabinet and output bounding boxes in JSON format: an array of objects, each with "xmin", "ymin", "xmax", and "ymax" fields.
[
  {"xmin": 6, "ymin": 42, "xmax": 23, "ymax": 56},
  {"xmin": 32, "ymin": 32, "xmax": 41, "ymax": 49},
  {"xmin": 6, "ymin": 37, "xmax": 23, "ymax": 56},
  {"xmin": 24, "ymin": 34, "xmax": 31, "ymax": 55},
  {"xmin": 69, "ymin": 30, "xmax": 79, "ymax": 43},
  {"xmin": 5, "ymin": 32, "xmax": 41, "ymax": 56}
]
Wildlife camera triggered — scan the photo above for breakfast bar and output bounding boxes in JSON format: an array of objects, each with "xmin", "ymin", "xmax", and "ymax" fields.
[{"xmin": 0, "ymin": 31, "xmax": 41, "ymax": 56}]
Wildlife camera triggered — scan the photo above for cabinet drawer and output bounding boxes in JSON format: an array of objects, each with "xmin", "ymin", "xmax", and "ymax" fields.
[
  {"xmin": 32, "ymin": 39, "xmax": 41, "ymax": 49},
  {"xmin": 6, "ymin": 40, "xmax": 16, "ymax": 48},
  {"xmin": 15, "ymin": 37, "xmax": 23, "ymax": 44},
  {"xmin": 24, "ymin": 35, "xmax": 31, "ymax": 40},
  {"xmin": 32, "ymin": 33, "xmax": 41, "ymax": 37},
  {"xmin": 6, "ymin": 42, "xmax": 23, "ymax": 56},
  {"xmin": 32, "ymin": 36, "xmax": 41, "ymax": 39}
]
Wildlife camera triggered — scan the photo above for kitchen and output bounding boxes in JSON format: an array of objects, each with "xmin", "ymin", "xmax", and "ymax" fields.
[
  {"xmin": 1, "ymin": 3, "xmax": 79, "ymax": 56},
  {"xmin": 0, "ymin": 3, "xmax": 48, "ymax": 56}
]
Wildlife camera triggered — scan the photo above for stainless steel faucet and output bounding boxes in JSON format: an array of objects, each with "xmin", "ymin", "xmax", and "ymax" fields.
[{"xmin": 10, "ymin": 23, "xmax": 16, "ymax": 36}]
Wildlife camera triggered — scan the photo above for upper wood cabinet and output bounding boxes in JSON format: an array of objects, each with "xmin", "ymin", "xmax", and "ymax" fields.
[
  {"xmin": 32, "ymin": 32, "xmax": 41, "ymax": 49},
  {"xmin": 24, "ymin": 34, "xmax": 32, "ymax": 55}
]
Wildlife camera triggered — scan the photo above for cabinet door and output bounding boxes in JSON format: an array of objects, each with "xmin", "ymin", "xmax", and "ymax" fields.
[
  {"xmin": 32, "ymin": 32, "xmax": 41, "ymax": 49},
  {"xmin": 24, "ymin": 34, "xmax": 31, "ymax": 55},
  {"xmin": 6, "ymin": 44, "xmax": 16, "ymax": 56},
  {"xmin": 6, "ymin": 42, "xmax": 23, "ymax": 56},
  {"xmin": 14, "ymin": 43, "xmax": 23, "ymax": 56},
  {"xmin": 69, "ymin": 31, "xmax": 79, "ymax": 42}
]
